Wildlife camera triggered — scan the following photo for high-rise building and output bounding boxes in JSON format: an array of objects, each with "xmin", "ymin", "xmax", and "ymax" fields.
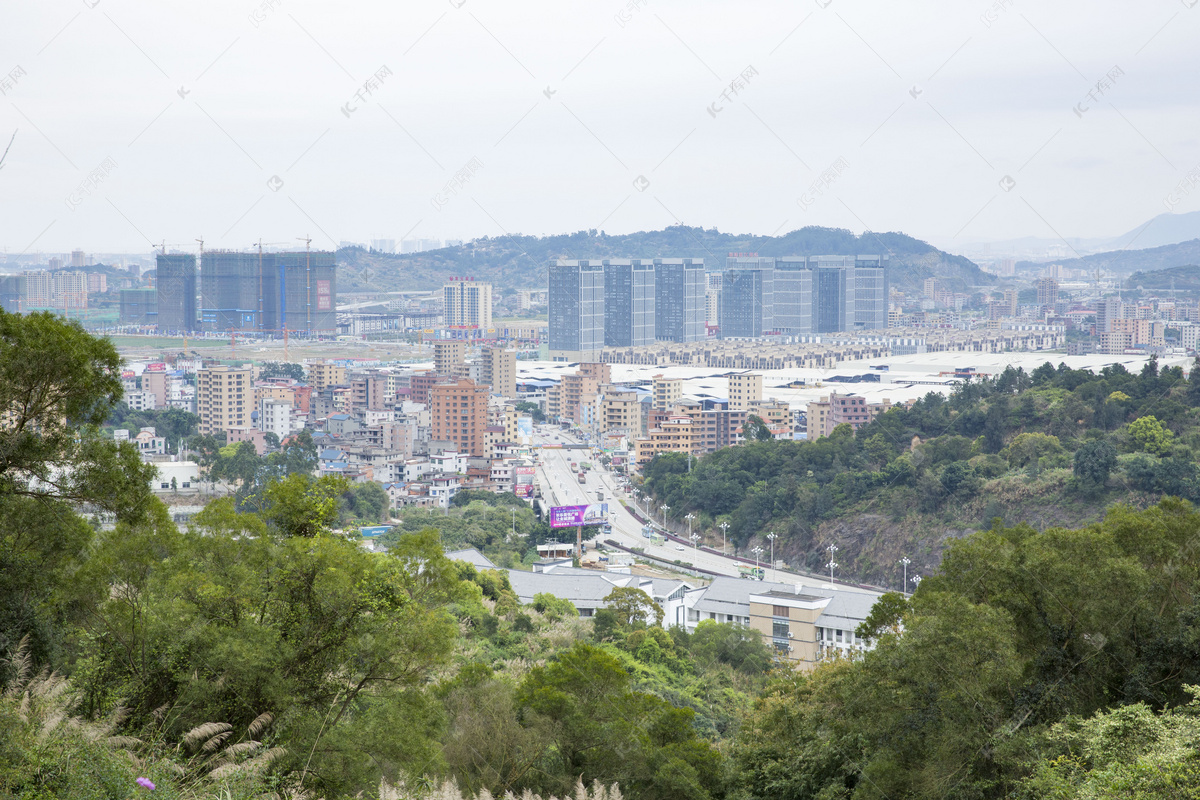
[
  {"xmin": 1096, "ymin": 297, "xmax": 1124, "ymax": 333},
  {"xmin": 52, "ymin": 271, "xmax": 88, "ymax": 310},
  {"xmin": 434, "ymin": 340, "xmax": 466, "ymax": 377},
  {"xmin": 774, "ymin": 257, "xmax": 814, "ymax": 334},
  {"xmin": 196, "ymin": 365, "xmax": 253, "ymax": 435},
  {"xmin": 119, "ymin": 288, "xmax": 157, "ymax": 325},
  {"xmin": 21, "ymin": 271, "xmax": 52, "ymax": 308},
  {"xmin": 549, "ymin": 260, "xmax": 604, "ymax": 361},
  {"xmin": 482, "ymin": 346, "xmax": 516, "ymax": 397},
  {"xmin": 811, "ymin": 256, "xmax": 853, "ymax": 333},
  {"xmin": 603, "ymin": 259, "xmax": 655, "ymax": 347},
  {"xmin": 201, "ymin": 250, "xmax": 336, "ymax": 333},
  {"xmin": 727, "ymin": 372, "xmax": 763, "ymax": 411},
  {"xmin": 443, "ymin": 278, "xmax": 493, "ymax": 329},
  {"xmin": 654, "ymin": 258, "xmax": 704, "ymax": 342},
  {"xmin": 156, "ymin": 253, "xmax": 197, "ymax": 333},
  {"xmin": 0, "ymin": 275, "xmax": 24, "ymax": 313},
  {"xmin": 852, "ymin": 255, "xmax": 888, "ymax": 330},
  {"xmin": 1037, "ymin": 277, "xmax": 1060, "ymax": 309},
  {"xmin": 70, "ymin": 250, "xmax": 86, "ymax": 268},
  {"xmin": 721, "ymin": 258, "xmax": 775, "ymax": 338},
  {"xmin": 430, "ymin": 378, "xmax": 489, "ymax": 456},
  {"xmin": 307, "ymin": 361, "xmax": 347, "ymax": 394}
]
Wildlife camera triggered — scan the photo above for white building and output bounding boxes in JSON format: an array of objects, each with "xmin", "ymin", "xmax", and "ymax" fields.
[
  {"xmin": 150, "ymin": 460, "xmax": 199, "ymax": 493},
  {"xmin": 259, "ymin": 398, "xmax": 293, "ymax": 440},
  {"xmin": 125, "ymin": 390, "xmax": 157, "ymax": 411}
]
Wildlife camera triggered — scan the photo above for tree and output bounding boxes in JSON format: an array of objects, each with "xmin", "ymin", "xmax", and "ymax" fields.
[
  {"xmin": 344, "ymin": 480, "xmax": 388, "ymax": 523},
  {"xmin": 0, "ymin": 309, "xmax": 156, "ymax": 519},
  {"xmin": 1188, "ymin": 356, "xmax": 1200, "ymax": 408},
  {"xmin": 514, "ymin": 401, "xmax": 546, "ymax": 423},
  {"xmin": 743, "ymin": 415, "xmax": 774, "ymax": 441},
  {"xmin": 1073, "ymin": 438, "xmax": 1117, "ymax": 488},
  {"xmin": 262, "ymin": 473, "xmax": 349, "ymax": 537},
  {"xmin": 257, "ymin": 361, "xmax": 305, "ymax": 381},
  {"xmin": 263, "ymin": 431, "xmax": 280, "ymax": 450},
  {"xmin": 855, "ymin": 591, "xmax": 909, "ymax": 643},
  {"xmin": 1126, "ymin": 415, "xmax": 1173, "ymax": 455},
  {"xmin": 602, "ymin": 587, "xmax": 663, "ymax": 629}
]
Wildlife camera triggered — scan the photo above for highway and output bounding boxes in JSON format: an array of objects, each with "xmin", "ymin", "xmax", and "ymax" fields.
[{"xmin": 531, "ymin": 427, "xmax": 882, "ymax": 595}]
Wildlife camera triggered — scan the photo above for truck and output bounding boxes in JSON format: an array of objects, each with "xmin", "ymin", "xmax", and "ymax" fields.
[
  {"xmin": 578, "ymin": 471, "xmax": 586, "ymax": 484},
  {"xmin": 738, "ymin": 565, "xmax": 765, "ymax": 580},
  {"xmin": 596, "ymin": 489, "xmax": 604, "ymax": 502}
]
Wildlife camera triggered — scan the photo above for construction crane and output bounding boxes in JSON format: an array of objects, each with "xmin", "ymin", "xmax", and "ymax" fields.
[{"xmin": 297, "ymin": 235, "xmax": 313, "ymax": 332}]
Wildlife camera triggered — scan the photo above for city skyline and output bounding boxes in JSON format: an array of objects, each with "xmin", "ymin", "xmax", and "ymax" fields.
[{"xmin": 2, "ymin": 1, "xmax": 1198, "ymax": 255}]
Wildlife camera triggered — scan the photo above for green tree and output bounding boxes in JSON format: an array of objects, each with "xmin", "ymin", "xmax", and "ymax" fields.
[
  {"xmin": 257, "ymin": 361, "xmax": 306, "ymax": 381},
  {"xmin": 345, "ymin": 481, "xmax": 389, "ymax": 523},
  {"xmin": 514, "ymin": 401, "xmax": 546, "ymax": 423},
  {"xmin": 603, "ymin": 587, "xmax": 663, "ymax": 629},
  {"xmin": 261, "ymin": 473, "xmax": 349, "ymax": 537},
  {"xmin": 855, "ymin": 591, "xmax": 909, "ymax": 642},
  {"xmin": 743, "ymin": 415, "xmax": 774, "ymax": 441},
  {"xmin": 1073, "ymin": 438, "xmax": 1117, "ymax": 488},
  {"xmin": 1126, "ymin": 415, "xmax": 1173, "ymax": 455}
]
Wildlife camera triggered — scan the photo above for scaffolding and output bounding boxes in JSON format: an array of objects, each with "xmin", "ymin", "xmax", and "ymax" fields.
[
  {"xmin": 200, "ymin": 248, "xmax": 337, "ymax": 335},
  {"xmin": 155, "ymin": 253, "xmax": 197, "ymax": 333}
]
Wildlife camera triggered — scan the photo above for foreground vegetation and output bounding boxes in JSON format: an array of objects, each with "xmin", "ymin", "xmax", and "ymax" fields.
[{"xmin": 7, "ymin": 309, "xmax": 1200, "ymax": 799}]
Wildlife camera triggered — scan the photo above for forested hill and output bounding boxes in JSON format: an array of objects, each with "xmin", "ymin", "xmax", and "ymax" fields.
[
  {"xmin": 643, "ymin": 357, "xmax": 1200, "ymax": 590},
  {"xmin": 336, "ymin": 225, "xmax": 990, "ymax": 294}
]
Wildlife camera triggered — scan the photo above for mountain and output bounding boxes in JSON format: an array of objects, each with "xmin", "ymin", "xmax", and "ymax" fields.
[
  {"xmin": 1103, "ymin": 210, "xmax": 1200, "ymax": 251},
  {"xmin": 335, "ymin": 225, "xmax": 992, "ymax": 295},
  {"xmin": 1017, "ymin": 237, "xmax": 1200, "ymax": 278},
  {"xmin": 1125, "ymin": 264, "xmax": 1200, "ymax": 295}
]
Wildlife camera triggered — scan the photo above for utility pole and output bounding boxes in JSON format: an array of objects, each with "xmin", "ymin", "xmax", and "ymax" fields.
[
  {"xmin": 719, "ymin": 521, "xmax": 729, "ymax": 555},
  {"xmin": 827, "ymin": 543, "xmax": 839, "ymax": 583},
  {"xmin": 899, "ymin": 556, "xmax": 911, "ymax": 595},
  {"xmin": 767, "ymin": 531, "xmax": 776, "ymax": 581}
]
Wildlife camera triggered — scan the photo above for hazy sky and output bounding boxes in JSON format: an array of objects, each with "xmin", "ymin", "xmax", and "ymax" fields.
[{"xmin": 2, "ymin": 0, "xmax": 1198, "ymax": 256}]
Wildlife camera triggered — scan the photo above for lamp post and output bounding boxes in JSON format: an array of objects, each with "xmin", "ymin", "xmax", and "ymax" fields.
[
  {"xmin": 899, "ymin": 556, "xmax": 911, "ymax": 594},
  {"xmin": 690, "ymin": 533, "xmax": 700, "ymax": 550},
  {"xmin": 911, "ymin": 575, "xmax": 922, "ymax": 590},
  {"xmin": 827, "ymin": 543, "xmax": 839, "ymax": 583},
  {"xmin": 751, "ymin": 545, "xmax": 764, "ymax": 580},
  {"xmin": 686, "ymin": 513, "xmax": 696, "ymax": 545},
  {"xmin": 661, "ymin": 504, "xmax": 670, "ymax": 527},
  {"xmin": 719, "ymin": 521, "xmax": 729, "ymax": 555},
  {"xmin": 767, "ymin": 531, "xmax": 777, "ymax": 582}
]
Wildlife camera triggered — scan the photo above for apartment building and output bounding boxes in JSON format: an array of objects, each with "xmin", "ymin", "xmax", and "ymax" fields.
[
  {"xmin": 633, "ymin": 414, "xmax": 701, "ymax": 468},
  {"xmin": 443, "ymin": 278, "xmax": 493, "ymax": 329},
  {"xmin": 308, "ymin": 362, "xmax": 347, "ymax": 394},
  {"xmin": 600, "ymin": 388, "xmax": 643, "ymax": 438},
  {"xmin": 430, "ymin": 378, "xmax": 490, "ymax": 457},
  {"xmin": 259, "ymin": 398, "xmax": 293, "ymax": 440},
  {"xmin": 482, "ymin": 346, "xmax": 516, "ymax": 397},
  {"xmin": 727, "ymin": 372, "xmax": 763, "ymax": 410},
  {"xmin": 747, "ymin": 586, "xmax": 878, "ymax": 669},
  {"xmin": 653, "ymin": 375, "xmax": 681, "ymax": 411},
  {"xmin": 197, "ymin": 365, "xmax": 253, "ymax": 435},
  {"xmin": 433, "ymin": 340, "xmax": 467, "ymax": 378},
  {"xmin": 806, "ymin": 392, "xmax": 891, "ymax": 440}
]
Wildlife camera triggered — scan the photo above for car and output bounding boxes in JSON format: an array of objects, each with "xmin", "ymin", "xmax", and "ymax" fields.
[{"xmin": 675, "ymin": 544, "xmax": 686, "ymax": 551}]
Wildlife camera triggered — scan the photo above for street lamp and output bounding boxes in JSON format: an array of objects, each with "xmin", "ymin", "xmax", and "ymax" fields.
[
  {"xmin": 751, "ymin": 545, "xmax": 764, "ymax": 580},
  {"xmin": 911, "ymin": 575, "xmax": 922, "ymax": 590},
  {"xmin": 898, "ymin": 556, "xmax": 911, "ymax": 594},
  {"xmin": 827, "ymin": 543, "xmax": 839, "ymax": 583},
  {"xmin": 690, "ymin": 532, "xmax": 700, "ymax": 549},
  {"xmin": 685, "ymin": 513, "xmax": 696, "ymax": 544},
  {"xmin": 719, "ymin": 521, "xmax": 729, "ymax": 555},
  {"xmin": 767, "ymin": 532, "xmax": 777, "ymax": 582},
  {"xmin": 661, "ymin": 505, "xmax": 670, "ymax": 527}
]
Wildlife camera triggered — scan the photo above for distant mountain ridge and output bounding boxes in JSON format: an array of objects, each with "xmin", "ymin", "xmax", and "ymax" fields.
[
  {"xmin": 1017, "ymin": 237, "xmax": 1200, "ymax": 278},
  {"xmin": 336, "ymin": 225, "xmax": 992, "ymax": 295}
]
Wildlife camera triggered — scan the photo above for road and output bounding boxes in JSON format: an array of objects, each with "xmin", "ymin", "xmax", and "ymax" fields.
[{"xmin": 531, "ymin": 427, "xmax": 882, "ymax": 594}]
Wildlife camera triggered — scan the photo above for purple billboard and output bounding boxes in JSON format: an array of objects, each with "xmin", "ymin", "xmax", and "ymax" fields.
[{"xmin": 549, "ymin": 503, "xmax": 609, "ymax": 528}]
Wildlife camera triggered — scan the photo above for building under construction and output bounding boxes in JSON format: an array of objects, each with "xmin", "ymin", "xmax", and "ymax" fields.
[
  {"xmin": 155, "ymin": 253, "xmax": 197, "ymax": 333},
  {"xmin": 199, "ymin": 250, "xmax": 336, "ymax": 334},
  {"xmin": 119, "ymin": 288, "xmax": 157, "ymax": 326}
]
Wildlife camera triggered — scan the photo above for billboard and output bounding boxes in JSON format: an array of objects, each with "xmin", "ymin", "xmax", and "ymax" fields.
[
  {"xmin": 517, "ymin": 416, "xmax": 533, "ymax": 444},
  {"xmin": 549, "ymin": 503, "xmax": 609, "ymax": 528},
  {"xmin": 513, "ymin": 485, "xmax": 533, "ymax": 498}
]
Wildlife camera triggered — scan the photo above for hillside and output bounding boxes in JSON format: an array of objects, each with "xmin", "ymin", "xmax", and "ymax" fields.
[
  {"xmin": 1017, "ymin": 237, "xmax": 1200, "ymax": 278},
  {"xmin": 1124, "ymin": 263, "xmax": 1200, "ymax": 295},
  {"xmin": 336, "ymin": 225, "xmax": 991, "ymax": 295},
  {"xmin": 643, "ymin": 357, "xmax": 1200, "ymax": 591}
]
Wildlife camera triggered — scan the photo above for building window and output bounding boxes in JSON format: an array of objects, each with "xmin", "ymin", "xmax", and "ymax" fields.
[
  {"xmin": 772, "ymin": 604, "xmax": 790, "ymax": 618},
  {"xmin": 772, "ymin": 620, "xmax": 789, "ymax": 639}
]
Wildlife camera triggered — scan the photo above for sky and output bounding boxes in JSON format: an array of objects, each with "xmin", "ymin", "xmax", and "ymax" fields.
[{"xmin": 1, "ymin": 0, "xmax": 1198, "ymax": 257}]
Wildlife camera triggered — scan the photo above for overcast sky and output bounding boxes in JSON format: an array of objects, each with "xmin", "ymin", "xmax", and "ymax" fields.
[{"xmin": 2, "ymin": 0, "xmax": 1198, "ymax": 257}]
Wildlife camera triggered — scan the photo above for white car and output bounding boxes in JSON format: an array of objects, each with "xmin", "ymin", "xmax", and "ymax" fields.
[{"xmin": 675, "ymin": 544, "xmax": 686, "ymax": 551}]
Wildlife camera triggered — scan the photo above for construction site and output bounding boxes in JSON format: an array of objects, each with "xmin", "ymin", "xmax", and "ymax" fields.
[{"xmin": 154, "ymin": 247, "xmax": 337, "ymax": 336}]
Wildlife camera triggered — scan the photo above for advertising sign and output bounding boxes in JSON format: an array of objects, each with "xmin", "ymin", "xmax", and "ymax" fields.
[
  {"xmin": 317, "ymin": 279, "xmax": 331, "ymax": 311},
  {"xmin": 549, "ymin": 503, "xmax": 609, "ymax": 529},
  {"xmin": 513, "ymin": 485, "xmax": 533, "ymax": 498}
]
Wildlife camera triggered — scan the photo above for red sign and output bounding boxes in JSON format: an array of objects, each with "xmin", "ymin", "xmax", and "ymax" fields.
[
  {"xmin": 146, "ymin": 362, "xmax": 166, "ymax": 372},
  {"xmin": 317, "ymin": 279, "xmax": 331, "ymax": 311}
]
